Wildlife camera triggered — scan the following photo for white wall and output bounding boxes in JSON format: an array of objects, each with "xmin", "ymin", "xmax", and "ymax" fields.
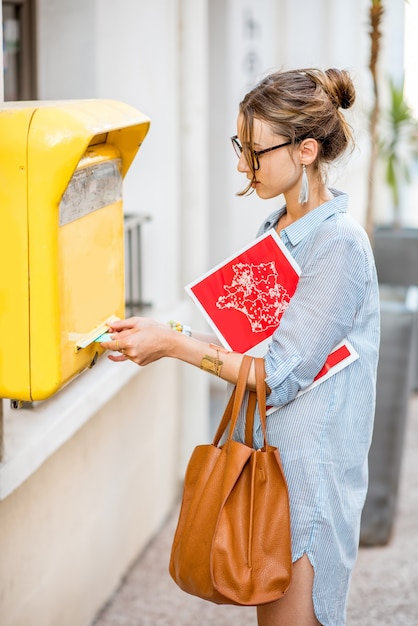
[
  {"xmin": 0, "ymin": 360, "xmax": 183, "ymax": 626},
  {"xmin": 273, "ymin": 0, "xmax": 371, "ymax": 225},
  {"xmin": 208, "ymin": 0, "xmax": 409, "ymax": 250},
  {"xmin": 37, "ymin": 0, "xmax": 183, "ymax": 311},
  {"xmin": 208, "ymin": 0, "xmax": 371, "ymax": 261},
  {"xmin": 36, "ymin": 0, "xmax": 95, "ymax": 99},
  {"xmin": 94, "ymin": 0, "xmax": 185, "ymax": 309},
  {"xmin": 209, "ymin": 0, "xmax": 281, "ymax": 267}
]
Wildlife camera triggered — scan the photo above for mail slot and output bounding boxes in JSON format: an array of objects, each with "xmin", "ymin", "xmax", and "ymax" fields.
[{"xmin": 0, "ymin": 99, "xmax": 150, "ymax": 402}]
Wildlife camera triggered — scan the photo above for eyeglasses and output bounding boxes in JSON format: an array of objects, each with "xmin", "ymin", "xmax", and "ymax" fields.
[{"xmin": 230, "ymin": 135, "xmax": 292, "ymax": 171}]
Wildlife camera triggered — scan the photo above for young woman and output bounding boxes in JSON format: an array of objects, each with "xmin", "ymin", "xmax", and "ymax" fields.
[{"xmin": 102, "ymin": 68, "xmax": 380, "ymax": 626}]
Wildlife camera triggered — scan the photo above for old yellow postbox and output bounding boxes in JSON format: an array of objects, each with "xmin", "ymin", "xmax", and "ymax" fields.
[{"xmin": 0, "ymin": 99, "xmax": 150, "ymax": 402}]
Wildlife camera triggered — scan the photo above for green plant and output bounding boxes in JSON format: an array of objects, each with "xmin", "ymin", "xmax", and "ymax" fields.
[
  {"xmin": 379, "ymin": 77, "xmax": 418, "ymax": 226},
  {"xmin": 365, "ymin": 0, "xmax": 418, "ymax": 233}
]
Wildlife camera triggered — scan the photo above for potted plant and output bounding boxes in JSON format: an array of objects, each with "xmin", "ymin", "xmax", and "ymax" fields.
[
  {"xmin": 373, "ymin": 75, "xmax": 418, "ymax": 284},
  {"xmin": 379, "ymin": 77, "xmax": 418, "ymax": 227},
  {"xmin": 365, "ymin": 0, "xmax": 418, "ymax": 237},
  {"xmin": 372, "ymin": 76, "xmax": 418, "ymax": 390}
]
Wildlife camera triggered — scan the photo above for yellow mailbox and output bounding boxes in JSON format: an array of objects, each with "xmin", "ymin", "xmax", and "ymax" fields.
[{"xmin": 0, "ymin": 99, "xmax": 150, "ymax": 402}]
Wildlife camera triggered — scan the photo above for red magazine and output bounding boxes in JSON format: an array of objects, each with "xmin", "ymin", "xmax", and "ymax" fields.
[
  {"xmin": 186, "ymin": 230, "xmax": 358, "ymax": 398},
  {"xmin": 186, "ymin": 230, "xmax": 300, "ymax": 354}
]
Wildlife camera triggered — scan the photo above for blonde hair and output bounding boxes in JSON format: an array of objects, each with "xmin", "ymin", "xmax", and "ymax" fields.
[{"xmin": 238, "ymin": 67, "xmax": 356, "ymax": 195}]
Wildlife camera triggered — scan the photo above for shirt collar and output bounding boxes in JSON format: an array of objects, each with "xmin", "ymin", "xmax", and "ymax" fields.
[{"xmin": 259, "ymin": 189, "xmax": 349, "ymax": 246}]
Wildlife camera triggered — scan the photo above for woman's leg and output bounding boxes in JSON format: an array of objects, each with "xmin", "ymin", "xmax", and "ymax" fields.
[{"xmin": 257, "ymin": 554, "xmax": 321, "ymax": 626}]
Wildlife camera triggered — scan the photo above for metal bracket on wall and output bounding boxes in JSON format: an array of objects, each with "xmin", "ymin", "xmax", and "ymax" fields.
[
  {"xmin": 124, "ymin": 213, "xmax": 153, "ymax": 315},
  {"xmin": 10, "ymin": 400, "xmax": 23, "ymax": 410}
]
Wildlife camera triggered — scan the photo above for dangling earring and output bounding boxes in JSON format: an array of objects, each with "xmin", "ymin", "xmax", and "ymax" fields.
[{"xmin": 298, "ymin": 164, "xmax": 309, "ymax": 205}]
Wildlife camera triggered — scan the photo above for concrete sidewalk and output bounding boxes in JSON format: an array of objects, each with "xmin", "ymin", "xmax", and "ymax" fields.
[{"xmin": 92, "ymin": 394, "xmax": 418, "ymax": 626}]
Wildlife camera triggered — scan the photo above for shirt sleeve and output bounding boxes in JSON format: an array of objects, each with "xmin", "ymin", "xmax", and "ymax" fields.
[{"xmin": 264, "ymin": 234, "xmax": 368, "ymax": 407}]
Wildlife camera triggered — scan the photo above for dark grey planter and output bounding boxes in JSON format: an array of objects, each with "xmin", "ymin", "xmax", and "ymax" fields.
[
  {"xmin": 373, "ymin": 226, "xmax": 418, "ymax": 391},
  {"xmin": 360, "ymin": 285, "xmax": 418, "ymax": 546},
  {"xmin": 374, "ymin": 226, "xmax": 418, "ymax": 286}
]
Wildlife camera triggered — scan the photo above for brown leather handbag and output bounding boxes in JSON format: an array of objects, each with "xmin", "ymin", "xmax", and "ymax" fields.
[{"xmin": 169, "ymin": 355, "xmax": 292, "ymax": 606}]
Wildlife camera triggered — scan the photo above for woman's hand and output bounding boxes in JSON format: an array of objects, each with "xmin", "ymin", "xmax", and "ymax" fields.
[
  {"xmin": 100, "ymin": 317, "xmax": 251, "ymax": 391},
  {"xmin": 100, "ymin": 317, "xmax": 179, "ymax": 366}
]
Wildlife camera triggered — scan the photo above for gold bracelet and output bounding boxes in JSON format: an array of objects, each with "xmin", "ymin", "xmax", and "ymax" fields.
[
  {"xmin": 201, "ymin": 354, "xmax": 223, "ymax": 376},
  {"xmin": 200, "ymin": 343, "xmax": 230, "ymax": 377}
]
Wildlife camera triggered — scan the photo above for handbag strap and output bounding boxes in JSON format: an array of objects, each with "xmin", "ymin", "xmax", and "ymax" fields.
[
  {"xmin": 244, "ymin": 390, "xmax": 257, "ymax": 447},
  {"xmin": 212, "ymin": 355, "xmax": 269, "ymax": 448},
  {"xmin": 212, "ymin": 355, "xmax": 253, "ymax": 446},
  {"xmin": 244, "ymin": 358, "xmax": 269, "ymax": 448},
  {"xmin": 254, "ymin": 357, "xmax": 268, "ymax": 447},
  {"xmin": 212, "ymin": 386, "xmax": 257, "ymax": 448}
]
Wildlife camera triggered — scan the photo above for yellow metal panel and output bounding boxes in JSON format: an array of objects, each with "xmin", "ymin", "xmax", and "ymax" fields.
[{"xmin": 57, "ymin": 201, "xmax": 125, "ymax": 387}]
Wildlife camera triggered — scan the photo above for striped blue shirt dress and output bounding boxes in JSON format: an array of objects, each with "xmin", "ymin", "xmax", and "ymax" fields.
[{"xmin": 235, "ymin": 190, "xmax": 380, "ymax": 625}]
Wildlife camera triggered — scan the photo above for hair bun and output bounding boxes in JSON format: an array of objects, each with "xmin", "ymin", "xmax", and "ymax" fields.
[{"xmin": 324, "ymin": 68, "xmax": 356, "ymax": 110}]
